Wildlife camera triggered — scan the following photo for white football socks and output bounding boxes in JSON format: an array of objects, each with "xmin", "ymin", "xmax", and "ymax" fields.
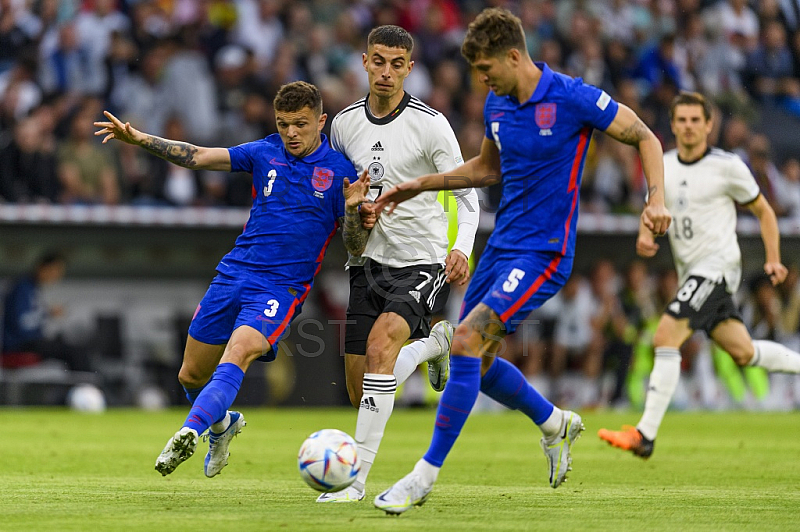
[
  {"xmin": 209, "ymin": 411, "xmax": 230, "ymax": 434},
  {"xmin": 637, "ymin": 347, "xmax": 681, "ymax": 441},
  {"xmin": 353, "ymin": 373, "xmax": 397, "ymax": 491},
  {"xmin": 539, "ymin": 406, "xmax": 565, "ymax": 441},
  {"xmin": 750, "ymin": 340, "xmax": 800, "ymax": 373},
  {"xmin": 414, "ymin": 458, "xmax": 440, "ymax": 487},
  {"xmin": 393, "ymin": 336, "xmax": 443, "ymax": 384}
]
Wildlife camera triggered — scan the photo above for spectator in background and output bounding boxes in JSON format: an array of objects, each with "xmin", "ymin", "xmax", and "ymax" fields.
[
  {"xmin": 712, "ymin": 0, "xmax": 760, "ymax": 53},
  {"xmin": 73, "ymin": 0, "xmax": 130, "ymax": 95},
  {"xmin": 214, "ymin": 44, "xmax": 267, "ymax": 146},
  {"xmin": 0, "ymin": 113, "xmax": 59, "ymax": 202},
  {"xmin": 780, "ymin": 158, "xmax": 800, "ymax": 216},
  {"xmin": 38, "ymin": 22, "xmax": 83, "ymax": 96},
  {"xmin": 566, "ymin": 37, "xmax": 613, "ymax": 93},
  {"xmin": 720, "ymin": 115, "xmax": 751, "ymax": 157},
  {"xmin": 0, "ymin": 0, "xmax": 40, "ymax": 73},
  {"xmin": 744, "ymin": 20, "xmax": 800, "ymax": 104},
  {"xmin": 232, "ymin": 0, "xmax": 283, "ymax": 71},
  {"xmin": 745, "ymin": 134, "xmax": 790, "ymax": 217},
  {"xmin": 0, "ymin": 54, "xmax": 42, "ymax": 132},
  {"xmin": 157, "ymin": 35, "xmax": 219, "ymax": 146},
  {"xmin": 112, "ymin": 42, "xmax": 169, "ymax": 136},
  {"xmin": 1, "ymin": 252, "xmax": 91, "ymax": 372},
  {"xmin": 57, "ymin": 100, "xmax": 120, "ymax": 204},
  {"xmin": 634, "ymin": 34, "xmax": 682, "ymax": 96}
]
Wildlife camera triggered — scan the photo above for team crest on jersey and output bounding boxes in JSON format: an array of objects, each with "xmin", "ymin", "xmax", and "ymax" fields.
[
  {"xmin": 535, "ymin": 103, "xmax": 556, "ymax": 136},
  {"xmin": 312, "ymin": 167, "xmax": 333, "ymax": 192},
  {"xmin": 368, "ymin": 160, "xmax": 385, "ymax": 182},
  {"xmin": 677, "ymin": 193, "xmax": 688, "ymax": 211}
]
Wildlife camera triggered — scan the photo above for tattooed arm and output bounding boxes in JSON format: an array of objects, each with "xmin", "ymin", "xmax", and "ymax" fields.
[
  {"xmin": 342, "ymin": 170, "xmax": 371, "ymax": 256},
  {"xmin": 94, "ymin": 111, "xmax": 231, "ymax": 171},
  {"xmin": 604, "ymin": 104, "xmax": 671, "ymax": 235}
]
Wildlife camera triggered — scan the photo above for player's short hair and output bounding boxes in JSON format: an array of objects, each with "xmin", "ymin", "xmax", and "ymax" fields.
[
  {"xmin": 273, "ymin": 81, "xmax": 323, "ymax": 116},
  {"xmin": 669, "ymin": 91, "xmax": 712, "ymax": 122},
  {"xmin": 461, "ymin": 8, "xmax": 527, "ymax": 63},
  {"xmin": 367, "ymin": 25, "xmax": 414, "ymax": 53}
]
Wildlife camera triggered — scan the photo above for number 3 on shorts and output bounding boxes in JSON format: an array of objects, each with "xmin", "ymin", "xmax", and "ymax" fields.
[
  {"xmin": 264, "ymin": 299, "xmax": 280, "ymax": 317},
  {"xmin": 503, "ymin": 268, "xmax": 526, "ymax": 293}
]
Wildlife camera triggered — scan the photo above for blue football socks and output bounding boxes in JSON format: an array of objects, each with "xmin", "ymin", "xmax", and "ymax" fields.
[
  {"xmin": 183, "ymin": 363, "xmax": 244, "ymax": 434},
  {"xmin": 423, "ymin": 355, "xmax": 481, "ymax": 467},
  {"xmin": 182, "ymin": 384, "xmax": 206, "ymax": 405},
  {"xmin": 480, "ymin": 357, "xmax": 553, "ymax": 424}
]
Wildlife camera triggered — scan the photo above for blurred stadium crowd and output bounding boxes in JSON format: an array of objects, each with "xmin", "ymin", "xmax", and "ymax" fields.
[
  {"xmin": 3, "ymin": 0, "xmax": 800, "ymax": 409},
  {"xmin": 2, "ymin": 0, "xmax": 800, "ymax": 213}
]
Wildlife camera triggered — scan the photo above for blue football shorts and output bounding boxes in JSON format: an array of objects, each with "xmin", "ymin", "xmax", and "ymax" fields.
[
  {"xmin": 188, "ymin": 272, "xmax": 308, "ymax": 361},
  {"xmin": 460, "ymin": 246, "xmax": 573, "ymax": 335}
]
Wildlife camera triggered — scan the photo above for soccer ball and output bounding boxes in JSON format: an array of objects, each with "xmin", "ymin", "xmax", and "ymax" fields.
[
  {"xmin": 66, "ymin": 384, "xmax": 106, "ymax": 413},
  {"xmin": 297, "ymin": 429, "xmax": 360, "ymax": 492}
]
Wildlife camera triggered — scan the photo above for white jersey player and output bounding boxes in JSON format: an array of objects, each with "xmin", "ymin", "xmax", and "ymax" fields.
[
  {"xmin": 663, "ymin": 146, "xmax": 758, "ymax": 294},
  {"xmin": 332, "ymin": 93, "xmax": 475, "ymax": 268},
  {"xmin": 317, "ymin": 25, "xmax": 479, "ymax": 503},
  {"xmin": 600, "ymin": 91, "xmax": 800, "ymax": 459}
]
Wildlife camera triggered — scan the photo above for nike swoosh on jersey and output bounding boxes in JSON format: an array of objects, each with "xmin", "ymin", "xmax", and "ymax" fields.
[{"xmin": 270, "ymin": 158, "xmax": 288, "ymax": 166}]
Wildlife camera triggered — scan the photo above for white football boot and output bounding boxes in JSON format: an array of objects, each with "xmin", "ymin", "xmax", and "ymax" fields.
[
  {"xmin": 427, "ymin": 320, "xmax": 454, "ymax": 392},
  {"xmin": 204, "ymin": 411, "xmax": 246, "ymax": 478},
  {"xmin": 540, "ymin": 410, "xmax": 584, "ymax": 488},
  {"xmin": 155, "ymin": 427, "xmax": 198, "ymax": 476},
  {"xmin": 316, "ymin": 485, "xmax": 365, "ymax": 503},
  {"xmin": 374, "ymin": 462, "xmax": 434, "ymax": 515}
]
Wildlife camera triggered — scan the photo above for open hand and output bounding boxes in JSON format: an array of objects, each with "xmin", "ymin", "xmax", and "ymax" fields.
[
  {"xmin": 344, "ymin": 169, "xmax": 370, "ymax": 212},
  {"xmin": 93, "ymin": 110, "xmax": 143, "ymax": 145}
]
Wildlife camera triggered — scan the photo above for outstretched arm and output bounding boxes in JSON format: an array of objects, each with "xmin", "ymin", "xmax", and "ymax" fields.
[
  {"xmin": 748, "ymin": 193, "xmax": 788, "ymax": 285},
  {"xmin": 604, "ymin": 104, "xmax": 671, "ymax": 236},
  {"xmin": 376, "ymin": 137, "xmax": 501, "ymax": 214},
  {"xmin": 94, "ymin": 111, "xmax": 231, "ymax": 171}
]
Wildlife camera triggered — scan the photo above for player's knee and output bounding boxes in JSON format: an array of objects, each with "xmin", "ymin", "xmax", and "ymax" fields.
[
  {"xmin": 178, "ymin": 364, "xmax": 210, "ymax": 389},
  {"xmin": 225, "ymin": 341, "xmax": 266, "ymax": 369},
  {"xmin": 727, "ymin": 343, "xmax": 754, "ymax": 366}
]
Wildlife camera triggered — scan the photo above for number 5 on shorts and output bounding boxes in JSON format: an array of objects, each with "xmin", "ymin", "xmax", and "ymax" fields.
[{"xmin": 503, "ymin": 268, "xmax": 526, "ymax": 293}]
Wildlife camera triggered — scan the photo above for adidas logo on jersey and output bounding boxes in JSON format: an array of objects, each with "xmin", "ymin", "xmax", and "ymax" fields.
[
  {"xmin": 371, "ymin": 141, "xmax": 384, "ymax": 151},
  {"xmin": 669, "ymin": 302, "xmax": 680, "ymax": 314},
  {"xmin": 409, "ymin": 290, "xmax": 421, "ymax": 303},
  {"xmin": 360, "ymin": 396, "xmax": 379, "ymax": 412}
]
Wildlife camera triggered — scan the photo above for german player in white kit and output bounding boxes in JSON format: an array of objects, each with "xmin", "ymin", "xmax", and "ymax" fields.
[
  {"xmin": 317, "ymin": 25, "xmax": 479, "ymax": 502},
  {"xmin": 599, "ymin": 92, "xmax": 800, "ymax": 458}
]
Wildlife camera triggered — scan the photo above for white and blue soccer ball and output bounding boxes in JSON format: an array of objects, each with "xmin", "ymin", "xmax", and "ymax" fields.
[{"xmin": 298, "ymin": 429, "xmax": 361, "ymax": 492}]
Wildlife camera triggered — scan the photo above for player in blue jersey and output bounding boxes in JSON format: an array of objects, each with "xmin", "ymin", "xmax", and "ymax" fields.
[
  {"xmin": 94, "ymin": 81, "xmax": 369, "ymax": 477},
  {"xmin": 370, "ymin": 8, "xmax": 672, "ymax": 513}
]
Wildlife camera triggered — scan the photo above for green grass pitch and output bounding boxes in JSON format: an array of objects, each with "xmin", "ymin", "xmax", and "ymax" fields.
[{"xmin": 2, "ymin": 408, "xmax": 799, "ymax": 531}]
